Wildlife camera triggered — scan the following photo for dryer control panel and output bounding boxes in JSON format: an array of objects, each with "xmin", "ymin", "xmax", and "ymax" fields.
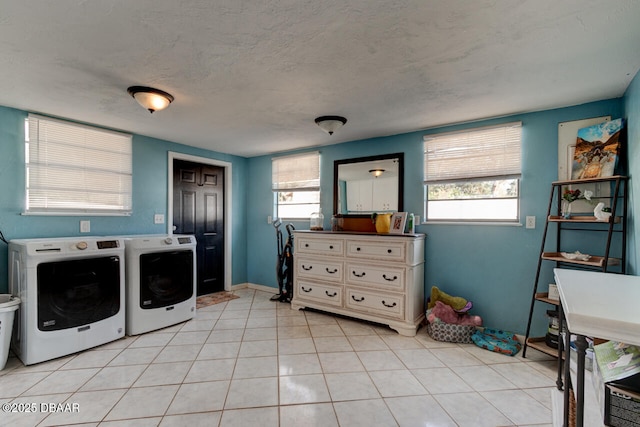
[{"xmin": 97, "ymin": 240, "xmax": 120, "ymax": 249}]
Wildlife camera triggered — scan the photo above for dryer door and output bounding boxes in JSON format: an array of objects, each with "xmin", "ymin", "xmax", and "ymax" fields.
[
  {"xmin": 37, "ymin": 256, "xmax": 121, "ymax": 331},
  {"xmin": 139, "ymin": 250, "xmax": 194, "ymax": 309}
]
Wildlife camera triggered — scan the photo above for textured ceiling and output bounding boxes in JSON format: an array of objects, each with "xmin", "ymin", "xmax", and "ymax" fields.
[{"xmin": 2, "ymin": 1, "xmax": 640, "ymax": 157}]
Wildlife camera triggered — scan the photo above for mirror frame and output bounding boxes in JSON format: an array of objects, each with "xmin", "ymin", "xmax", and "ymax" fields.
[{"xmin": 333, "ymin": 152, "xmax": 404, "ymax": 217}]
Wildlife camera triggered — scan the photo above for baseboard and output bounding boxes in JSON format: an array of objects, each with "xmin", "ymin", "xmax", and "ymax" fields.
[
  {"xmin": 229, "ymin": 282, "xmax": 279, "ymax": 295},
  {"xmin": 229, "ymin": 283, "xmax": 249, "ymax": 291}
]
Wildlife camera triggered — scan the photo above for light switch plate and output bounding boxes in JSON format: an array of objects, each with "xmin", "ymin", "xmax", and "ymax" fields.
[
  {"xmin": 525, "ymin": 216, "xmax": 535, "ymax": 229},
  {"xmin": 80, "ymin": 220, "xmax": 90, "ymax": 233}
]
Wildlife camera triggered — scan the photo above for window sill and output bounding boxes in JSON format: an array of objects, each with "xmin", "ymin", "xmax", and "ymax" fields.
[
  {"xmin": 22, "ymin": 211, "xmax": 132, "ymax": 217},
  {"xmin": 421, "ymin": 221, "xmax": 522, "ymax": 227}
]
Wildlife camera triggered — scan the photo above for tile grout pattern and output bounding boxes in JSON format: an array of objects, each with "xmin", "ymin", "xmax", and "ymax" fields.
[{"xmin": 0, "ymin": 288, "xmax": 558, "ymax": 426}]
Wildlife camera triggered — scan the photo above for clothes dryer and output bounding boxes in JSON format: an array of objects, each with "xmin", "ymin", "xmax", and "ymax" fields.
[
  {"xmin": 8, "ymin": 237, "xmax": 125, "ymax": 365},
  {"xmin": 123, "ymin": 235, "xmax": 196, "ymax": 335}
]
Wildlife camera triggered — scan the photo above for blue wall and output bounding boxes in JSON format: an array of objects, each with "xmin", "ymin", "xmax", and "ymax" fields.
[
  {"xmin": 0, "ymin": 107, "xmax": 249, "ymax": 291},
  {"xmin": 2, "ymin": 77, "xmax": 638, "ymax": 338},
  {"xmin": 624, "ymin": 71, "xmax": 640, "ymax": 275},
  {"xmin": 247, "ymin": 99, "xmax": 627, "ymax": 336}
]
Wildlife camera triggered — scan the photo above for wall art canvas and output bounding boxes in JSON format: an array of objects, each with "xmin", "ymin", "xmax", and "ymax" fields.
[{"xmin": 571, "ymin": 118, "xmax": 624, "ymax": 180}]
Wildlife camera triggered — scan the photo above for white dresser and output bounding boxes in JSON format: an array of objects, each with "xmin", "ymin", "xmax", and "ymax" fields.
[{"xmin": 291, "ymin": 231, "xmax": 425, "ymax": 336}]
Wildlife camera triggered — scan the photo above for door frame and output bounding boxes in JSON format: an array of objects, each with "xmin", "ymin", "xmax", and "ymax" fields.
[{"xmin": 167, "ymin": 151, "xmax": 232, "ymax": 291}]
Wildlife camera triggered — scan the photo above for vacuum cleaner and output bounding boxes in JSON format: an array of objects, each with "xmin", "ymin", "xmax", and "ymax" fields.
[{"xmin": 270, "ymin": 219, "xmax": 295, "ymax": 302}]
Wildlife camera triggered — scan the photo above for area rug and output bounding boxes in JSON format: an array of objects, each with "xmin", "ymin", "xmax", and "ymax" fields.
[{"xmin": 196, "ymin": 291, "xmax": 239, "ymax": 309}]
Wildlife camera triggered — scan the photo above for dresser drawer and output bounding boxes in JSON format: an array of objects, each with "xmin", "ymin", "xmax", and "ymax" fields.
[
  {"xmin": 296, "ymin": 258, "xmax": 343, "ymax": 282},
  {"xmin": 295, "ymin": 280, "xmax": 342, "ymax": 307},
  {"xmin": 345, "ymin": 288, "xmax": 404, "ymax": 319},
  {"xmin": 346, "ymin": 262, "xmax": 405, "ymax": 291},
  {"xmin": 297, "ymin": 237, "xmax": 344, "ymax": 256},
  {"xmin": 346, "ymin": 240, "xmax": 405, "ymax": 262}
]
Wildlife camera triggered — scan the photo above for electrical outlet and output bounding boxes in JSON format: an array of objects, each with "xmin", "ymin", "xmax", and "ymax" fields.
[
  {"xmin": 154, "ymin": 214, "xmax": 165, "ymax": 224},
  {"xmin": 525, "ymin": 216, "xmax": 535, "ymax": 229},
  {"xmin": 80, "ymin": 220, "xmax": 90, "ymax": 233},
  {"xmin": 267, "ymin": 215, "xmax": 272, "ymax": 224}
]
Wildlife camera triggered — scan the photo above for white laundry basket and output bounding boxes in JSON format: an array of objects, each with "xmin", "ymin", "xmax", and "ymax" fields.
[{"xmin": 0, "ymin": 294, "xmax": 20, "ymax": 370}]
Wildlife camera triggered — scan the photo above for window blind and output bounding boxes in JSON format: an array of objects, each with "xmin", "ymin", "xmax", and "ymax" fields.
[
  {"xmin": 424, "ymin": 122, "xmax": 522, "ymax": 184},
  {"xmin": 272, "ymin": 151, "xmax": 320, "ymax": 191},
  {"xmin": 25, "ymin": 114, "xmax": 133, "ymax": 215}
]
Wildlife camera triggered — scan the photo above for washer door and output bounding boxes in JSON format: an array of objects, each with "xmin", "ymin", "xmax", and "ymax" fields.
[
  {"xmin": 37, "ymin": 256, "xmax": 121, "ymax": 331},
  {"xmin": 139, "ymin": 250, "xmax": 194, "ymax": 309}
]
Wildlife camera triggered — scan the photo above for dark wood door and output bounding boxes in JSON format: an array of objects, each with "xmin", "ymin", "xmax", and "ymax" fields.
[{"xmin": 173, "ymin": 159, "xmax": 224, "ymax": 296}]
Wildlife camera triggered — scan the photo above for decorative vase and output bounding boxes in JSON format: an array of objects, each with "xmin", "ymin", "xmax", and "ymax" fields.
[
  {"xmin": 561, "ymin": 200, "xmax": 572, "ymax": 219},
  {"xmin": 374, "ymin": 213, "xmax": 392, "ymax": 233},
  {"xmin": 593, "ymin": 202, "xmax": 612, "ymax": 221}
]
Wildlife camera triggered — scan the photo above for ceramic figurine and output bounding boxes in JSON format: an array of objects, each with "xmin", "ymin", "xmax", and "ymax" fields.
[{"xmin": 593, "ymin": 202, "xmax": 612, "ymax": 221}]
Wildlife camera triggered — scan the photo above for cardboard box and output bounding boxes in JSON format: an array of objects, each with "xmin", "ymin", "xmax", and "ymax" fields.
[
  {"xmin": 593, "ymin": 341, "xmax": 640, "ymax": 426},
  {"xmin": 548, "ymin": 283, "xmax": 560, "ymax": 301}
]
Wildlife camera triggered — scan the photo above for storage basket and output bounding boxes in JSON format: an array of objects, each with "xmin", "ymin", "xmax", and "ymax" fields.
[
  {"xmin": 0, "ymin": 294, "xmax": 21, "ymax": 370},
  {"xmin": 426, "ymin": 321, "xmax": 476, "ymax": 344}
]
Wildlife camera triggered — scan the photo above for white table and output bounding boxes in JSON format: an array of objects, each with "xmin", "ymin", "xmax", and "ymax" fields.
[{"xmin": 554, "ymin": 268, "xmax": 640, "ymax": 427}]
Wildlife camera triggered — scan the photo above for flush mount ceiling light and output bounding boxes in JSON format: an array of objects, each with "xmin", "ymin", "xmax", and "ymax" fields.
[
  {"xmin": 127, "ymin": 86, "xmax": 174, "ymax": 114},
  {"xmin": 369, "ymin": 168, "xmax": 385, "ymax": 178},
  {"xmin": 315, "ymin": 116, "xmax": 347, "ymax": 135}
]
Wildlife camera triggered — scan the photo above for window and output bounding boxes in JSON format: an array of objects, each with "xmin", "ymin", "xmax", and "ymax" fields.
[
  {"xmin": 424, "ymin": 122, "xmax": 522, "ymax": 222},
  {"xmin": 25, "ymin": 114, "xmax": 133, "ymax": 215},
  {"xmin": 272, "ymin": 151, "xmax": 320, "ymax": 219}
]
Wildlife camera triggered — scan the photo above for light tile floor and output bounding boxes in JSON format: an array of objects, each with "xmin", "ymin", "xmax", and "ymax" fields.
[{"xmin": 0, "ymin": 288, "xmax": 558, "ymax": 426}]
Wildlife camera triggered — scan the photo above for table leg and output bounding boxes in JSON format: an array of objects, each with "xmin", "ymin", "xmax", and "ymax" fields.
[
  {"xmin": 575, "ymin": 334, "xmax": 588, "ymax": 427},
  {"xmin": 556, "ymin": 303, "xmax": 564, "ymax": 390},
  {"xmin": 563, "ymin": 324, "xmax": 571, "ymax": 427}
]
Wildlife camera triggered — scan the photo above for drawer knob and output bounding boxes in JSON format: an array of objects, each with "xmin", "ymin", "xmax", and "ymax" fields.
[
  {"xmin": 329, "ymin": 245, "xmax": 334, "ymax": 249},
  {"xmin": 356, "ymin": 247, "xmax": 361, "ymax": 251},
  {"xmin": 326, "ymin": 267, "xmax": 338, "ymax": 274},
  {"xmin": 383, "ymin": 274, "xmax": 398, "ymax": 282},
  {"xmin": 302, "ymin": 265, "xmax": 313, "ymax": 271},
  {"xmin": 325, "ymin": 291, "xmax": 337, "ymax": 297},
  {"xmin": 387, "ymin": 249, "xmax": 392, "ymax": 254},
  {"xmin": 351, "ymin": 295, "xmax": 365, "ymax": 302},
  {"xmin": 381, "ymin": 300, "xmax": 397, "ymax": 308},
  {"xmin": 301, "ymin": 286, "xmax": 313, "ymax": 293},
  {"xmin": 305, "ymin": 243, "xmax": 309, "ymax": 247},
  {"xmin": 352, "ymin": 271, "xmax": 366, "ymax": 278}
]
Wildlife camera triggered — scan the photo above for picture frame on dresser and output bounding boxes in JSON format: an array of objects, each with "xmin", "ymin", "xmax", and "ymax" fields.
[{"xmin": 389, "ymin": 212, "xmax": 407, "ymax": 234}]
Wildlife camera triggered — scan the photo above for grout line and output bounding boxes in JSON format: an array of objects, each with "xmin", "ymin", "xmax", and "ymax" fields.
[{"xmin": 1, "ymin": 289, "xmax": 557, "ymax": 426}]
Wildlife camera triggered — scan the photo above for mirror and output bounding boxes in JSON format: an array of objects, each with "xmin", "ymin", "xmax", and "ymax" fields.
[{"xmin": 333, "ymin": 153, "xmax": 404, "ymax": 216}]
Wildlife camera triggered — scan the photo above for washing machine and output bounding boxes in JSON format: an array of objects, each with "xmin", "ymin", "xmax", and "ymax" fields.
[
  {"xmin": 8, "ymin": 237, "xmax": 125, "ymax": 365},
  {"xmin": 123, "ymin": 234, "xmax": 197, "ymax": 335}
]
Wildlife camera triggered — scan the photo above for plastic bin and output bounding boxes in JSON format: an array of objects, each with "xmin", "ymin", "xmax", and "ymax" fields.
[{"xmin": 0, "ymin": 294, "xmax": 21, "ymax": 370}]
